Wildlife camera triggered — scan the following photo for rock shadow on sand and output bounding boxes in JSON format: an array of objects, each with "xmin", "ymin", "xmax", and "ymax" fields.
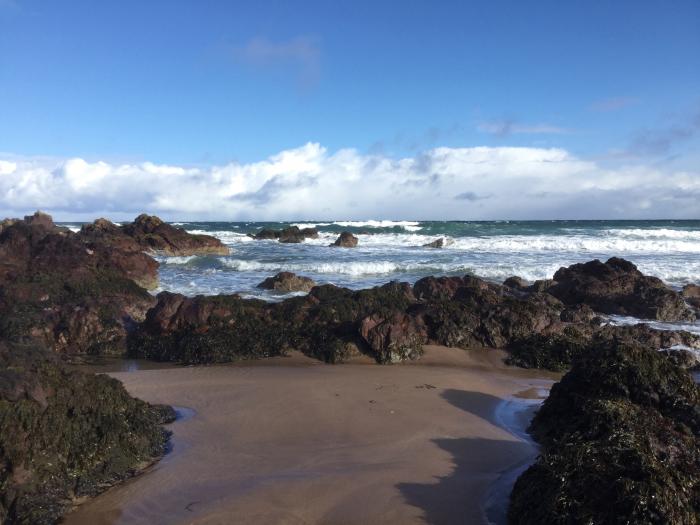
[{"xmin": 397, "ymin": 389, "xmax": 533, "ymax": 525}]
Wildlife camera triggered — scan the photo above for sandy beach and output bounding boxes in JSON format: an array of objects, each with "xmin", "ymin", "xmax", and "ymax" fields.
[{"xmin": 65, "ymin": 346, "xmax": 556, "ymax": 525}]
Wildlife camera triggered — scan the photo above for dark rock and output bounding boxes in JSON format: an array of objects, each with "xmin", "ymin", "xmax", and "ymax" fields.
[
  {"xmin": 251, "ymin": 226, "xmax": 318, "ymax": 243},
  {"xmin": 529, "ymin": 279, "xmax": 556, "ymax": 293},
  {"xmin": 330, "ymin": 231, "xmax": 358, "ymax": 247},
  {"xmin": 257, "ymin": 272, "xmax": 316, "ymax": 293},
  {"xmin": 503, "ymin": 276, "xmax": 529, "ymax": 289},
  {"xmin": 548, "ymin": 257, "xmax": 695, "ymax": 321},
  {"xmin": 559, "ymin": 303, "xmax": 596, "ymax": 323},
  {"xmin": 0, "ymin": 341, "xmax": 173, "ymax": 524},
  {"xmin": 660, "ymin": 347, "xmax": 700, "ymax": 370},
  {"xmin": 509, "ymin": 340, "xmax": 700, "ymax": 524},
  {"xmin": 682, "ymin": 283, "xmax": 700, "ymax": 309},
  {"xmin": 422, "ymin": 237, "xmax": 452, "ymax": 249}
]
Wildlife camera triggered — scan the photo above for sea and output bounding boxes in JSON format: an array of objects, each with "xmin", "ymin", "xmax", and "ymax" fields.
[{"xmin": 63, "ymin": 219, "xmax": 700, "ymax": 338}]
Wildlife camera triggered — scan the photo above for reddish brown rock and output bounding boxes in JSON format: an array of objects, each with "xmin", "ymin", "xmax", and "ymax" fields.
[
  {"xmin": 682, "ymin": 284, "xmax": 700, "ymax": 309},
  {"xmin": 257, "ymin": 272, "xmax": 316, "ymax": 293}
]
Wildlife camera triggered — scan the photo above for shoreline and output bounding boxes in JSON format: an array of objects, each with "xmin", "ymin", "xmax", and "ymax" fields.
[{"xmin": 65, "ymin": 346, "xmax": 556, "ymax": 525}]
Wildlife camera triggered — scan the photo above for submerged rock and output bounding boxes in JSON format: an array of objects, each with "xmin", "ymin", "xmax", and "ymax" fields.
[
  {"xmin": 330, "ymin": 231, "xmax": 358, "ymax": 247},
  {"xmin": 509, "ymin": 340, "xmax": 700, "ymax": 524},
  {"xmin": 422, "ymin": 237, "xmax": 453, "ymax": 249},
  {"xmin": 548, "ymin": 257, "xmax": 695, "ymax": 321},
  {"xmin": 257, "ymin": 272, "xmax": 316, "ymax": 293},
  {"xmin": 0, "ymin": 342, "xmax": 174, "ymax": 524}
]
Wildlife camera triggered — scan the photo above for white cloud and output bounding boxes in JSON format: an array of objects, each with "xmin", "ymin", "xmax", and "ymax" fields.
[{"xmin": 0, "ymin": 143, "xmax": 698, "ymax": 220}]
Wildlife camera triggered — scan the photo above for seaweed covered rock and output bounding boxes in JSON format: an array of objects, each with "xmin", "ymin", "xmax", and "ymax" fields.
[
  {"xmin": 257, "ymin": 272, "xmax": 316, "ymax": 293},
  {"xmin": 250, "ymin": 226, "xmax": 318, "ymax": 243},
  {"xmin": 505, "ymin": 320, "xmax": 700, "ymax": 372},
  {"xmin": 330, "ymin": 231, "xmax": 359, "ymax": 247},
  {"xmin": 0, "ymin": 341, "xmax": 175, "ymax": 524},
  {"xmin": 130, "ymin": 282, "xmax": 420, "ymax": 364},
  {"xmin": 548, "ymin": 257, "xmax": 695, "ymax": 321},
  {"xmin": 85, "ymin": 214, "xmax": 230, "ymax": 256},
  {"xmin": 509, "ymin": 340, "xmax": 700, "ymax": 524},
  {"xmin": 0, "ymin": 214, "xmax": 156, "ymax": 355}
]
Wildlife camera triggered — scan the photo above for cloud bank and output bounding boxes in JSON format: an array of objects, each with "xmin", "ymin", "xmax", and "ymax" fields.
[{"xmin": 0, "ymin": 143, "xmax": 698, "ymax": 221}]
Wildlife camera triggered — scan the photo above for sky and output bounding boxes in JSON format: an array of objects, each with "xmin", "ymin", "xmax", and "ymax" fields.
[{"xmin": 0, "ymin": 0, "xmax": 699, "ymax": 220}]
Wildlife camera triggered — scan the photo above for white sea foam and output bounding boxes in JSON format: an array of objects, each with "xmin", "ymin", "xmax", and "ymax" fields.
[
  {"xmin": 185, "ymin": 229, "xmax": 254, "ymax": 244},
  {"xmin": 157, "ymin": 255, "xmax": 198, "ymax": 265},
  {"xmin": 606, "ymin": 315, "xmax": 700, "ymax": 337}
]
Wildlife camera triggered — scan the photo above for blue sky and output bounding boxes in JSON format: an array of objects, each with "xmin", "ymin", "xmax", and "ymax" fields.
[
  {"xmin": 0, "ymin": 0, "xmax": 698, "ymax": 220},
  {"xmin": 1, "ymin": 0, "xmax": 698, "ymax": 165}
]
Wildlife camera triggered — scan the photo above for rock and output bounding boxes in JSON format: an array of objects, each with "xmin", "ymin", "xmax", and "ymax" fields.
[
  {"xmin": 660, "ymin": 347, "xmax": 700, "ymax": 370},
  {"xmin": 682, "ymin": 283, "xmax": 700, "ymax": 309},
  {"xmin": 120, "ymin": 214, "xmax": 230, "ymax": 256},
  {"xmin": 559, "ymin": 303, "xmax": 596, "ymax": 323},
  {"xmin": 251, "ymin": 226, "xmax": 318, "ymax": 243},
  {"xmin": 359, "ymin": 312, "xmax": 427, "ymax": 363},
  {"xmin": 422, "ymin": 237, "xmax": 453, "ymax": 249},
  {"xmin": 0, "ymin": 213, "xmax": 156, "ymax": 355},
  {"xmin": 330, "ymin": 231, "xmax": 358, "ymax": 247},
  {"xmin": 509, "ymin": 340, "xmax": 700, "ymax": 524},
  {"xmin": 23, "ymin": 210, "xmax": 56, "ymax": 230},
  {"xmin": 548, "ymin": 257, "xmax": 695, "ymax": 321},
  {"xmin": 257, "ymin": 272, "xmax": 316, "ymax": 293},
  {"xmin": 278, "ymin": 226, "xmax": 319, "ymax": 243},
  {"xmin": 503, "ymin": 276, "xmax": 529, "ymax": 289},
  {"xmin": 529, "ymin": 279, "xmax": 556, "ymax": 293},
  {"xmin": 0, "ymin": 341, "xmax": 174, "ymax": 524}
]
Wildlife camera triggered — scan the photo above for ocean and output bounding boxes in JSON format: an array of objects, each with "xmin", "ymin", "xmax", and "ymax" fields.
[{"xmin": 63, "ymin": 219, "xmax": 700, "ymax": 335}]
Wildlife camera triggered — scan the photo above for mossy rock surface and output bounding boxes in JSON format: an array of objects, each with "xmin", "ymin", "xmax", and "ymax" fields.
[
  {"xmin": 508, "ymin": 341, "xmax": 700, "ymax": 525},
  {"xmin": 0, "ymin": 342, "xmax": 175, "ymax": 524}
]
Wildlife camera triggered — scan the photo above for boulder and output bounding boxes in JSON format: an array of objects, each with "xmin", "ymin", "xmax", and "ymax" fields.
[
  {"xmin": 548, "ymin": 257, "xmax": 694, "ymax": 321},
  {"xmin": 257, "ymin": 272, "xmax": 316, "ymax": 293},
  {"xmin": 422, "ymin": 237, "xmax": 453, "ymax": 249},
  {"xmin": 503, "ymin": 276, "xmax": 529, "ymax": 289},
  {"xmin": 682, "ymin": 283, "xmax": 700, "ymax": 309},
  {"xmin": 251, "ymin": 226, "xmax": 318, "ymax": 243},
  {"xmin": 359, "ymin": 312, "xmax": 427, "ymax": 363},
  {"xmin": 330, "ymin": 231, "xmax": 358, "ymax": 247}
]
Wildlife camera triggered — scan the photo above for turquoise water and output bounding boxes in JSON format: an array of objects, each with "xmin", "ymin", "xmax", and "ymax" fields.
[{"xmin": 63, "ymin": 219, "xmax": 700, "ymax": 298}]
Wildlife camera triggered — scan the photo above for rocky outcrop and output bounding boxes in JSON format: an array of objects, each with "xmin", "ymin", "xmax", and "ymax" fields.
[
  {"xmin": 509, "ymin": 340, "xmax": 700, "ymax": 524},
  {"xmin": 251, "ymin": 226, "xmax": 319, "ymax": 243},
  {"xmin": 81, "ymin": 214, "xmax": 229, "ymax": 257},
  {"xmin": 547, "ymin": 257, "xmax": 695, "ymax": 321},
  {"xmin": 0, "ymin": 341, "xmax": 175, "ymax": 524},
  {"xmin": 330, "ymin": 231, "xmax": 358, "ymax": 247},
  {"xmin": 422, "ymin": 237, "xmax": 453, "ymax": 249},
  {"xmin": 129, "ymin": 275, "xmax": 567, "ymax": 365},
  {"xmin": 257, "ymin": 272, "xmax": 316, "ymax": 293},
  {"xmin": 0, "ymin": 213, "xmax": 156, "ymax": 355}
]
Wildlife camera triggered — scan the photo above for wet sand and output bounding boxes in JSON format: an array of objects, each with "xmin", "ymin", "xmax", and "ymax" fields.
[{"xmin": 65, "ymin": 346, "xmax": 556, "ymax": 525}]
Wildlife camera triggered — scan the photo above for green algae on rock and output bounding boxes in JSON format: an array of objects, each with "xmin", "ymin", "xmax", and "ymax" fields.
[
  {"xmin": 0, "ymin": 342, "xmax": 175, "ymax": 525},
  {"xmin": 508, "ymin": 340, "xmax": 700, "ymax": 525}
]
